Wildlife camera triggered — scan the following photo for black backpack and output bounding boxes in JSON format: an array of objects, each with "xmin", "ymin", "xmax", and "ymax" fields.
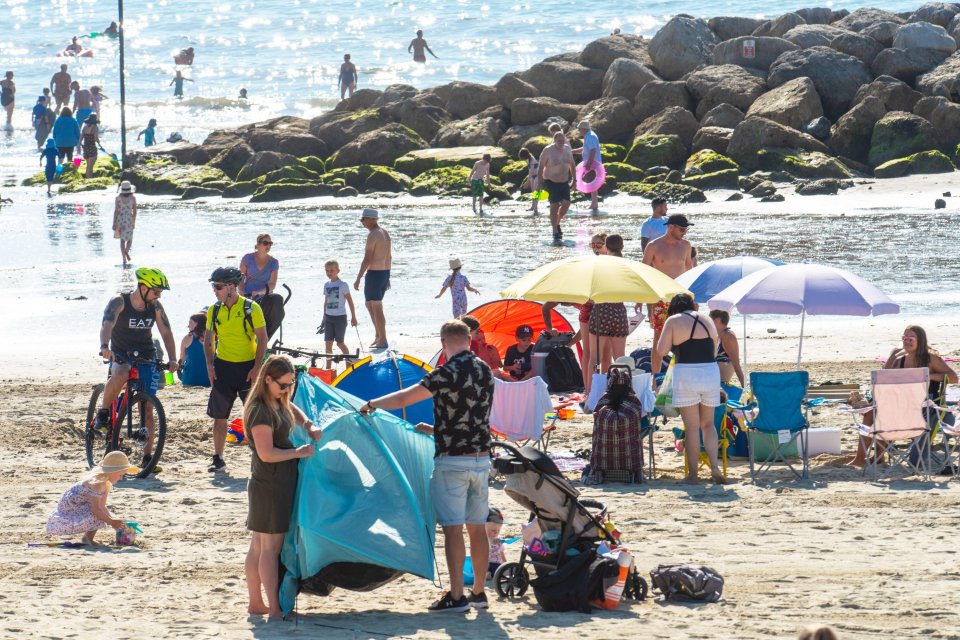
[
  {"xmin": 544, "ymin": 346, "xmax": 583, "ymax": 393},
  {"xmin": 531, "ymin": 550, "xmax": 619, "ymax": 613},
  {"xmin": 211, "ymin": 298, "xmax": 256, "ymax": 339},
  {"xmin": 649, "ymin": 564, "xmax": 724, "ymax": 602}
]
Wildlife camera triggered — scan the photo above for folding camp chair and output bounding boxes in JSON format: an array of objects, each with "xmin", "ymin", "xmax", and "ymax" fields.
[
  {"xmin": 852, "ymin": 368, "xmax": 937, "ymax": 481},
  {"xmin": 745, "ymin": 371, "xmax": 810, "ymax": 481},
  {"xmin": 489, "ymin": 376, "xmax": 555, "ymax": 450},
  {"xmin": 674, "ymin": 384, "xmax": 742, "ymax": 478},
  {"xmin": 941, "ymin": 419, "xmax": 960, "ymax": 480}
]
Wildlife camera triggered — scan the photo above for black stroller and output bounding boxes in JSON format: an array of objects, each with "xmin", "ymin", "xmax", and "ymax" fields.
[{"xmin": 491, "ymin": 442, "xmax": 647, "ymax": 601}]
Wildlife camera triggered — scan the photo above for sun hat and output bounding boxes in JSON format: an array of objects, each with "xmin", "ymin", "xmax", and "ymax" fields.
[
  {"xmin": 96, "ymin": 451, "xmax": 140, "ymax": 475},
  {"xmin": 449, "ymin": 258, "xmax": 463, "ymax": 270},
  {"xmin": 666, "ymin": 214, "xmax": 693, "ymax": 228},
  {"xmin": 119, "ymin": 180, "xmax": 135, "ymax": 194},
  {"xmin": 361, "ymin": 208, "xmax": 379, "ymax": 219},
  {"xmin": 614, "ymin": 355, "xmax": 636, "ymax": 373}
]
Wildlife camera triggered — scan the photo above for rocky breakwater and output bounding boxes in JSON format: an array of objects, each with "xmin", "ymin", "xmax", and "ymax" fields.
[{"xmin": 82, "ymin": 3, "xmax": 960, "ymax": 203}]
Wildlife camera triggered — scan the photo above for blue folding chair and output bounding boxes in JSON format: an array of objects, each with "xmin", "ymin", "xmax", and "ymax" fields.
[{"xmin": 746, "ymin": 371, "xmax": 810, "ymax": 481}]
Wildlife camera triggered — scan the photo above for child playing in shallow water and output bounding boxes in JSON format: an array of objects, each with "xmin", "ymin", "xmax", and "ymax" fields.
[
  {"xmin": 137, "ymin": 118, "xmax": 157, "ymax": 146},
  {"xmin": 519, "ymin": 147, "xmax": 540, "ymax": 213},
  {"xmin": 45, "ymin": 451, "xmax": 137, "ymax": 545},
  {"xmin": 469, "ymin": 153, "xmax": 491, "ymax": 214},
  {"xmin": 435, "ymin": 258, "xmax": 479, "ymax": 318},
  {"xmin": 170, "ymin": 71, "xmax": 193, "ymax": 98}
]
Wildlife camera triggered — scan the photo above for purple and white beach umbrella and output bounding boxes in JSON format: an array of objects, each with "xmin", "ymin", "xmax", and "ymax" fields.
[{"xmin": 709, "ymin": 263, "xmax": 900, "ymax": 368}]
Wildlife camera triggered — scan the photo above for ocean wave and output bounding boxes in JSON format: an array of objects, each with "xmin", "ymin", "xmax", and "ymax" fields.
[{"xmin": 129, "ymin": 97, "xmax": 252, "ymax": 110}]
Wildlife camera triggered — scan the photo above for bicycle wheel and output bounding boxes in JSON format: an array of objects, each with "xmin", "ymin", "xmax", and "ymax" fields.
[
  {"xmin": 84, "ymin": 383, "xmax": 109, "ymax": 469},
  {"xmin": 111, "ymin": 391, "xmax": 166, "ymax": 479}
]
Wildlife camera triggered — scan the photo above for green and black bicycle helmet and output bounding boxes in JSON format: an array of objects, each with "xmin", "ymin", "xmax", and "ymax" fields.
[
  {"xmin": 135, "ymin": 267, "xmax": 171, "ymax": 290},
  {"xmin": 209, "ymin": 266, "xmax": 243, "ymax": 285}
]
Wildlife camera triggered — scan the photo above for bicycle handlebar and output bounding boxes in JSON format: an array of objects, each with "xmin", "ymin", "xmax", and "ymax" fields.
[
  {"xmin": 105, "ymin": 350, "xmax": 168, "ymax": 368},
  {"xmin": 269, "ymin": 344, "xmax": 359, "ymax": 365}
]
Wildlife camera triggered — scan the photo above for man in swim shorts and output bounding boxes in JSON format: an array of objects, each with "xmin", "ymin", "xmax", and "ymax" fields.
[
  {"xmin": 50, "ymin": 64, "xmax": 72, "ymax": 112},
  {"xmin": 537, "ymin": 131, "xmax": 576, "ymax": 242},
  {"xmin": 339, "ymin": 54, "xmax": 357, "ymax": 100},
  {"xmin": 354, "ymin": 209, "xmax": 393, "ymax": 349},
  {"xmin": 408, "ymin": 30, "xmax": 438, "ymax": 63},
  {"xmin": 642, "ymin": 213, "xmax": 695, "ymax": 350}
]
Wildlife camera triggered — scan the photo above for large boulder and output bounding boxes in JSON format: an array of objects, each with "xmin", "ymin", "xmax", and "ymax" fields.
[
  {"xmin": 686, "ymin": 148, "xmax": 739, "ymax": 173},
  {"xmin": 753, "ymin": 13, "xmax": 806, "ymax": 38},
  {"xmin": 756, "ymin": 149, "xmax": 853, "ymax": 179},
  {"xmin": 602, "ymin": 58, "xmax": 660, "ymax": 99},
  {"xmin": 909, "ymin": 3, "xmax": 960, "ymax": 27},
  {"xmin": 246, "ymin": 130, "xmax": 327, "ymax": 158},
  {"xmin": 709, "ymin": 16, "xmax": 766, "ymax": 41},
  {"xmin": 871, "ymin": 48, "xmax": 949, "ymax": 85},
  {"xmin": 431, "ymin": 110, "xmax": 507, "ymax": 148},
  {"xmin": 576, "ymin": 97, "xmax": 638, "ymax": 143},
  {"xmin": 852, "ymin": 75, "xmax": 923, "ymax": 112},
  {"xmin": 579, "ymin": 35, "xmax": 652, "ymax": 70},
  {"xmin": 634, "ymin": 81, "xmax": 693, "ymax": 120},
  {"xmin": 249, "ymin": 183, "xmax": 335, "ymax": 203},
  {"xmin": 712, "ymin": 36, "xmax": 799, "ymax": 71},
  {"xmin": 692, "ymin": 127, "xmax": 734, "ymax": 154},
  {"xmin": 334, "ymin": 88, "xmax": 382, "ymax": 112},
  {"xmin": 624, "ymin": 134, "xmax": 688, "ymax": 169},
  {"xmin": 649, "ymin": 16, "xmax": 719, "ymax": 80},
  {"xmin": 862, "ymin": 21, "xmax": 902, "ymax": 47},
  {"xmin": 328, "ymin": 124, "xmax": 427, "ymax": 169},
  {"xmin": 829, "ymin": 96, "xmax": 888, "ymax": 162},
  {"xmin": 767, "ymin": 46, "xmax": 873, "ymax": 119},
  {"xmin": 634, "ymin": 107, "xmax": 700, "ymax": 149},
  {"xmin": 129, "ymin": 140, "xmax": 205, "ymax": 165},
  {"xmin": 893, "ymin": 21, "xmax": 958, "ymax": 53},
  {"xmin": 124, "ymin": 163, "xmax": 229, "ymax": 196},
  {"xmin": 439, "ymin": 81, "xmax": 499, "ymax": 120},
  {"xmin": 727, "ymin": 116, "xmax": 830, "ymax": 168},
  {"xmin": 867, "ymin": 111, "xmax": 939, "ymax": 166},
  {"xmin": 519, "ymin": 61, "xmax": 605, "ymax": 105},
  {"xmin": 913, "ymin": 95, "xmax": 960, "ymax": 148},
  {"xmin": 511, "ymin": 97, "xmax": 580, "ymax": 127},
  {"xmin": 916, "ymin": 50, "xmax": 960, "ymax": 95},
  {"xmin": 874, "ymin": 149, "xmax": 956, "ymax": 177},
  {"xmin": 391, "ymin": 98, "xmax": 450, "ymax": 141},
  {"xmin": 308, "ymin": 108, "xmax": 393, "ymax": 152},
  {"xmin": 372, "ymin": 84, "xmax": 419, "ymax": 108},
  {"xmin": 685, "ymin": 64, "xmax": 767, "ymax": 118},
  {"xmin": 796, "ymin": 7, "xmax": 834, "ymax": 24},
  {"xmin": 830, "ymin": 31, "xmax": 886, "ymax": 66},
  {"xmin": 236, "ymin": 151, "xmax": 298, "ymax": 182},
  {"xmin": 409, "ymin": 166, "xmax": 471, "ymax": 196},
  {"xmin": 494, "ymin": 73, "xmax": 539, "ymax": 107},
  {"xmin": 208, "ymin": 142, "xmax": 255, "ymax": 179},
  {"xmin": 746, "ymin": 77, "xmax": 823, "ymax": 130},
  {"xmin": 701, "ymin": 103, "xmax": 744, "ymax": 129},
  {"xmin": 497, "ymin": 119, "xmax": 566, "ymax": 156},
  {"xmin": 682, "ymin": 168, "xmax": 740, "ymax": 190},
  {"xmin": 834, "ymin": 8, "xmax": 905, "ymax": 32},
  {"xmin": 783, "ymin": 24, "xmax": 849, "ymax": 48}
]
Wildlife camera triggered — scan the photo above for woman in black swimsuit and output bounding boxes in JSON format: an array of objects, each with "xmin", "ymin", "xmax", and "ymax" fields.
[
  {"xmin": 709, "ymin": 309, "xmax": 745, "ymax": 387},
  {"xmin": 1, "ymin": 71, "xmax": 15, "ymax": 128},
  {"xmin": 654, "ymin": 293, "xmax": 724, "ymax": 484},
  {"xmin": 849, "ymin": 325, "xmax": 957, "ymax": 468}
]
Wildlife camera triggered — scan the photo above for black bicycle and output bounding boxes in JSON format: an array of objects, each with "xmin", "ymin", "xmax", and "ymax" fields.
[{"xmin": 84, "ymin": 351, "xmax": 168, "ymax": 478}]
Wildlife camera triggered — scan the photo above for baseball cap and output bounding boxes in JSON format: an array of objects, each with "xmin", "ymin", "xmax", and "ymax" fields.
[
  {"xmin": 666, "ymin": 214, "xmax": 693, "ymax": 228},
  {"xmin": 516, "ymin": 324, "xmax": 533, "ymax": 339},
  {"xmin": 487, "ymin": 507, "xmax": 504, "ymax": 524},
  {"xmin": 577, "ymin": 119, "xmax": 591, "ymax": 129},
  {"xmin": 361, "ymin": 208, "xmax": 379, "ymax": 219}
]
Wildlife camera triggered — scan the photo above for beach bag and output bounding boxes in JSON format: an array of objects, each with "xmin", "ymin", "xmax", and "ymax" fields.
[
  {"xmin": 650, "ymin": 564, "xmax": 724, "ymax": 602},
  {"xmin": 531, "ymin": 549, "xmax": 618, "ymax": 613},
  {"xmin": 544, "ymin": 345, "xmax": 583, "ymax": 393},
  {"xmin": 629, "ymin": 347, "xmax": 671, "ymax": 374},
  {"xmin": 654, "ymin": 359, "xmax": 679, "ymax": 418}
]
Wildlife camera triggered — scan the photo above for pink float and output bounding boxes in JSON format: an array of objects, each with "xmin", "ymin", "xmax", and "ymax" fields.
[{"xmin": 575, "ymin": 160, "xmax": 606, "ymax": 193}]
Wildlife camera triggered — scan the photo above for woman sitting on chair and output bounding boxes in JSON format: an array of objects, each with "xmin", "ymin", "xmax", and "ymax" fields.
[
  {"xmin": 849, "ymin": 325, "xmax": 957, "ymax": 468},
  {"xmin": 589, "ymin": 364, "xmax": 644, "ymax": 483}
]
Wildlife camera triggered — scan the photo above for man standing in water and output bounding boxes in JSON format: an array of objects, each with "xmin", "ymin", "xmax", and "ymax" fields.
[
  {"xmin": 640, "ymin": 197, "xmax": 669, "ymax": 253},
  {"xmin": 642, "ymin": 214, "xmax": 695, "ymax": 349},
  {"xmin": 575, "ymin": 120, "xmax": 602, "ymax": 212},
  {"xmin": 408, "ymin": 30, "xmax": 438, "ymax": 63},
  {"xmin": 537, "ymin": 131, "xmax": 576, "ymax": 243},
  {"xmin": 354, "ymin": 209, "xmax": 392, "ymax": 349},
  {"xmin": 338, "ymin": 54, "xmax": 358, "ymax": 100},
  {"xmin": 50, "ymin": 64, "xmax": 72, "ymax": 112}
]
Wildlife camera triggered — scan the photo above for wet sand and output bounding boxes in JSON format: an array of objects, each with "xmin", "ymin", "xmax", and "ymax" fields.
[{"xmin": 4, "ymin": 357, "xmax": 959, "ymax": 639}]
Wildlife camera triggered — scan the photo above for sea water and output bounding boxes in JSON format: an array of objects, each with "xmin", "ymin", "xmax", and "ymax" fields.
[{"xmin": 0, "ymin": 0, "xmax": 953, "ymax": 375}]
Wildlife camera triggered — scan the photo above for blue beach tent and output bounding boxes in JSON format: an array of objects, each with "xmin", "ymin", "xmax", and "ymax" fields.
[
  {"xmin": 332, "ymin": 352, "xmax": 435, "ymax": 425},
  {"xmin": 279, "ymin": 371, "xmax": 436, "ymax": 613}
]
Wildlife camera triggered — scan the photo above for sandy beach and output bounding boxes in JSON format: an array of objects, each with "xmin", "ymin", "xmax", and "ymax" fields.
[{"xmin": 4, "ymin": 355, "xmax": 959, "ymax": 639}]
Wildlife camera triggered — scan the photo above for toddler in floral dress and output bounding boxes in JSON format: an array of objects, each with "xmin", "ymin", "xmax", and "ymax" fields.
[
  {"xmin": 435, "ymin": 258, "xmax": 479, "ymax": 318},
  {"xmin": 486, "ymin": 507, "xmax": 507, "ymax": 579},
  {"xmin": 46, "ymin": 451, "xmax": 138, "ymax": 545}
]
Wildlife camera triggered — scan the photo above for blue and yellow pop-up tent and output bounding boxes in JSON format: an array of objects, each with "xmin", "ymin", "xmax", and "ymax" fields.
[
  {"xmin": 332, "ymin": 352, "xmax": 435, "ymax": 425},
  {"xmin": 279, "ymin": 370, "xmax": 436, "ymax": 613}
]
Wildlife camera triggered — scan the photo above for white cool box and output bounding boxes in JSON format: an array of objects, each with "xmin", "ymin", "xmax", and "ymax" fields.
[{"xmin": 798, "ymin": 427, "xmax": 843, "ymax": 456}]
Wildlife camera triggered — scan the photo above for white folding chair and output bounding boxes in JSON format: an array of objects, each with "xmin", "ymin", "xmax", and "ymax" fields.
[{"xmin": 489, "ymin": 376, "xmax": 554, "ymax": 450}]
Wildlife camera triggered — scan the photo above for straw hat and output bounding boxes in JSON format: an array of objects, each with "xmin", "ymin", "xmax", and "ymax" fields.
[
  {"xmin": 449, "ymin": 258, "xmax": 463, "ymax": 270},
  {"xmin": 119, "ymin": 180, "xmax": 135, "ymax": 194},
  {"xmin": 613, "ymin": 355, "xmax": 636, "ymax": 373},
  {"xmin": 95, "ymin": 451, "xmax": 140, "ymax": 475}
]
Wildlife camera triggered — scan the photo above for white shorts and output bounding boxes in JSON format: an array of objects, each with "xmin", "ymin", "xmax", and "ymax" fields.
[{"xmin": 672, "ymin": 363, "xmax": 721, "ymax": 408}]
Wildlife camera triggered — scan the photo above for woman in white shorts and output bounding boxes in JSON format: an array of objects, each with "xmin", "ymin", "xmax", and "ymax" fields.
[{"xmin": 654, "ymin": 294, "xmax": 724, "ymax": 485}]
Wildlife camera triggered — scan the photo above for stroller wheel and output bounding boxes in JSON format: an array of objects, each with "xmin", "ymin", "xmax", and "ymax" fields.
[
  {"xmin": 623, "ymin": 572, "xmax": 648, "ymax": 601},
  {"xmin": 493, "ymin": 562, "xmax": 530, "ymax": 598}
]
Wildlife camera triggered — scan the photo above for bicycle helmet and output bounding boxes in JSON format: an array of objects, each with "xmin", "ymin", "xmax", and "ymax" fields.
[
  {"xmin": 135, "ymin": 267, "xmax": 171, "ymax": 290},
  {"xmin": 209, "ymin": 266, "xmax": 243, "ymax": 285}
]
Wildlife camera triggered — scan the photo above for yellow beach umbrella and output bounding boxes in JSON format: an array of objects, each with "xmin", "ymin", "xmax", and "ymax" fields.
[{"xmin": 500, "ymin": 254, "xmax": 689, "ymax": 304}]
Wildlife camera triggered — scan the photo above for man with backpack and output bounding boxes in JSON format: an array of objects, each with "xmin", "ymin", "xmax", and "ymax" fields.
[{"xmin": 204, "ymin": 266, "xmax": 268, "ymax": 472}]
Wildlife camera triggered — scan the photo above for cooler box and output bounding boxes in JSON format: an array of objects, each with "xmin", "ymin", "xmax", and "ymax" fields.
[
  {"xmin": 531, "ymin": 353, "xmax": 549, "ymax": 380},
  {"xmin": 798, "ymin": 427, "xmax": 842, "ymax": 456}
]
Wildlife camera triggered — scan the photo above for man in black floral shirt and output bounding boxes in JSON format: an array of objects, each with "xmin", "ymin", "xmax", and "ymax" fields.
[{"xmin": 359, "ymin": 320, "xmax": 494, "ymax": 612}]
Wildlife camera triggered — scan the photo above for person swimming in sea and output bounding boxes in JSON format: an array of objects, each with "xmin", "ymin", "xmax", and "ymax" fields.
[
  {"xmin": 408, "ymin": 30, "xmax": 438, "ymax": 63},
  {"xmin": 238, "ymin": 88, "xmax": 248, "ymax": 99},
  {"xmin": 174, "ymin": 47, "xmax": 195, "ymax": 66}
]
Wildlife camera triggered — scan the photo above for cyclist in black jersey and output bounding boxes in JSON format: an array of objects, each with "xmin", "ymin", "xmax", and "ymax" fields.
[{"xmin": 96, "ymin": 268, "xmax": 178, "ymax": 466}]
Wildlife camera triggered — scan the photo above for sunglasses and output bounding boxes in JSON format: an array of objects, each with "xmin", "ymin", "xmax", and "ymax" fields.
[
  {"xmin": 211, "ymin": 283, "xmax": 228, "ymax": 291},
  {"xmin": 260, "ymin": 240, "xmax": 273, "ymax": 246},
  {"xmin": 273, "ymin": 380, "xmax": 294, "ymax": 391}
]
